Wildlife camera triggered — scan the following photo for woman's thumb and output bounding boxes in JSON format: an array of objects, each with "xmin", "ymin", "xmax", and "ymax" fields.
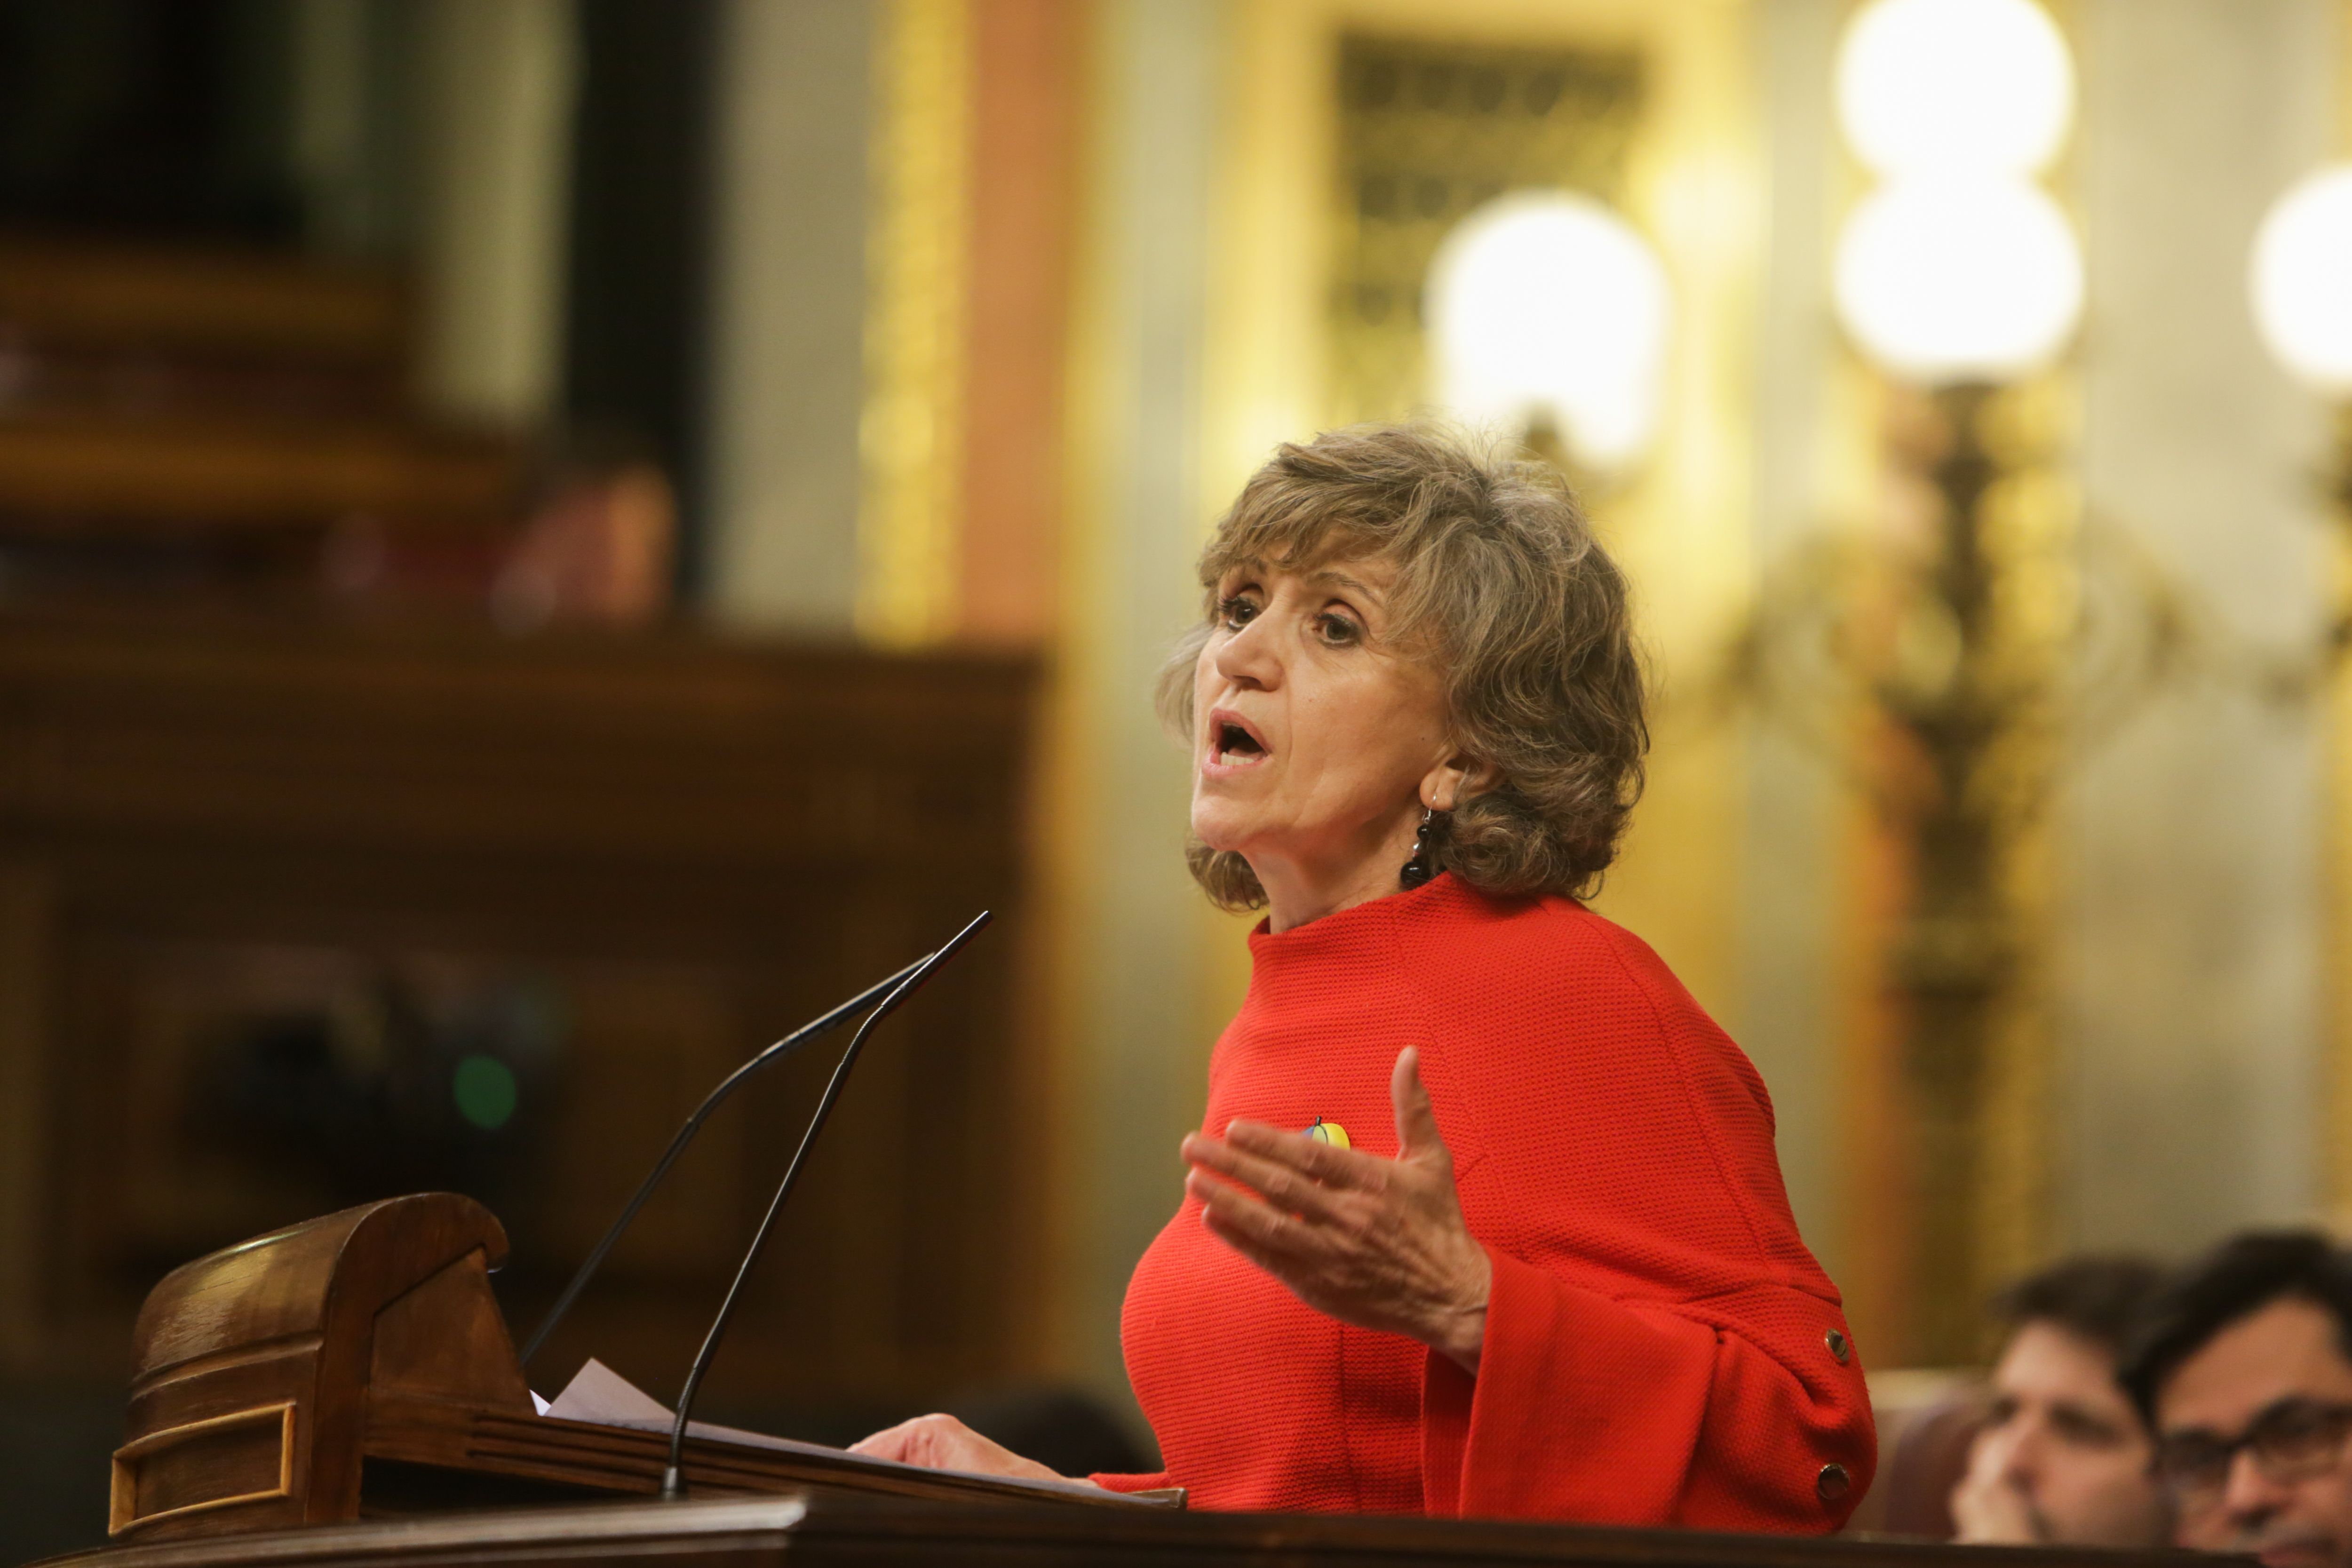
[{"xmin": 1391, "ymin": 1046, "xmax": 1446, "ymax": 1159}]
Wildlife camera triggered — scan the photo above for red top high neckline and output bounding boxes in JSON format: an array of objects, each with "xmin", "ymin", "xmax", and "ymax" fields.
[{"xmin": 1093, "ymin": 875, "xmax": 1875, "ymax": 1526}]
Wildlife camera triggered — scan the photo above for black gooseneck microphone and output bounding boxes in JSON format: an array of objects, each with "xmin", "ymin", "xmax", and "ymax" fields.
[
  {"xmin": 659, "ymin": 909, "xmax": 993, "ymax": 1500},
  {"xmin": 520, "ymin": 954, "xmax": 932, "ymax": 1367}
]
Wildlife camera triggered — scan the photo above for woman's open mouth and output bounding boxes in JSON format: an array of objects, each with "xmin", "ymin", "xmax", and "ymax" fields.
[{"xmin": 1207, "ymin": 710, "xmax": 1269, "ymax": 769}]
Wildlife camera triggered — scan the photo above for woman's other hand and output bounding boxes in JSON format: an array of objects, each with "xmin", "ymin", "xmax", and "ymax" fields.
[
  {"xmin": 848, "ymin": 1412, "xmax": 1080, "ymax": 1485},
  {"xmin": 1181, "ymin": 1045, "xmax": 1492, "ymax": 1372}
]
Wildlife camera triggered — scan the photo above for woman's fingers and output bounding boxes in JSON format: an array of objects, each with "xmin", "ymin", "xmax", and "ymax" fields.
[
  {"xmin": 1220, "ymin": 1119, "xmax": 1379, "ymax": 1185},
  {"xmin": 1196, "ymin": 1175, "xmax": 1419, "ymax": 1327},
  {"xmin": 1200, "ymin": 1201, "xmax": 1333, "ymax": 1297},
  {"xmin": 847, "ymin": 1418, "xmax": 923, "ymax": 1462},
  {"xmin": 847, "ymin": 1413, "xmax": 1070, "ymax": 1483},
  {"xmin": 1172, "ymin": 1062, "xmax": 1490, "ymax": 1370},
  {"xmin": 1390, "ymin": 1046, "xmax": 1449, "ymax": 1165},
  {"xmin": 1185, "ymin": 1166, "xmax": 1342, "ymax": 1260},
  {"xmin": 1181, "ymin": 1132, "xmax": 1354, "ymax": 1222},
  {"xmin": 850, "ymin": 1414, "xmax": 978, "ymax": 1466},
  {"xmin": 1202, "ymin": 1049, "xmax": 1453, "ymax": 1182},
  {"xmin": 1178, "ymin": 1050, "xmax": 1489, "ymax": 1362}
]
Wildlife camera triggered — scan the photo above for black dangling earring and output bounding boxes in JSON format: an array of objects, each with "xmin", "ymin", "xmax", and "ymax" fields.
[{"xmin": 1400, "ymin": 806, "xmax": 1438, "ymax": 890}]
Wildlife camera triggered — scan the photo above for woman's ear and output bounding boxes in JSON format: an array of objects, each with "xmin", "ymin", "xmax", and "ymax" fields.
[{"xmin": 1422, "ymin": 754, "xmax": 1496, "ymax": 813}]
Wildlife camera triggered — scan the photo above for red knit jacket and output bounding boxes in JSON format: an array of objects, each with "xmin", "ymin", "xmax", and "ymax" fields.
[{"xmin": 1092, "ymin": 874, "xmax": 1875, "ymax": 1527}]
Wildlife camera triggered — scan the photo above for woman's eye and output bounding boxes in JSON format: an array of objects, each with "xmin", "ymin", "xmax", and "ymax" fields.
[
  {"xmin": 1217, "ymin": 595, "xmax": 1258, "ymax": 629},
  {"xmin": 1316, "ymin": 613, "xmax": 1362, "ymax": 646}
]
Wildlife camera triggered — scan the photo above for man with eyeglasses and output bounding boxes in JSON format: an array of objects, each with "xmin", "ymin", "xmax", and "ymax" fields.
[
  {"xmin": 1950, "ymin": 1256, "xmax": 2171, "ymax": 1546},
  {"xmin": 2120, "ymin": 1232, "xmax": 2352, "ymax": 1568}
]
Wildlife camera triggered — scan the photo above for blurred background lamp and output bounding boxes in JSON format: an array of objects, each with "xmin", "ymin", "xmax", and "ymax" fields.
[
  {"xmin": 453, "ymin": 1053, "xmax": 520, "ymax": 1131},
  {"xmin": 1426, "ymin": 191, "xmax": 1672, "ymax": 473},
  {"xmin": 1836, "ymin": 0, "xmax": 2074, "ymax": 177},
  {"xmin": 2251, "ymin": 164, "xmax": 2352, "ymax": 398},
  {"xmin": 1834, "ymin": 175, "xmax": 2083, "ymax": 385}
]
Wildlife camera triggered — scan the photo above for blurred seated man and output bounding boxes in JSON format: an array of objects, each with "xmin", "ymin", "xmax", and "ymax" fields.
[
  {"xmin": 1950, "ymin": 1255, "xmax": 2170, "ymax": 1547},
  {"xmin": 2121, "ymin": 1232, "xmax": 2352, "ymax": 1568}
]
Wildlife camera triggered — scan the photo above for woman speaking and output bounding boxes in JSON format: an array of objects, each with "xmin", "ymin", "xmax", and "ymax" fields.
[{"xmin": 854, "ymin": 424, "xmax": 1875, "ymax": 1528}]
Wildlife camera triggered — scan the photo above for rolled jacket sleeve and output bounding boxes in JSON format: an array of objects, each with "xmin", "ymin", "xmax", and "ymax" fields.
[{"xmin": 1420, "ymin": 1249, "xmax": 1875, "ymax": 1529}]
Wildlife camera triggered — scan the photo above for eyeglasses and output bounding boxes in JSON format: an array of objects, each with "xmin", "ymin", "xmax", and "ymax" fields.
[{"xmin": 2155, "ymin": 1399, "xmax": 2352, "ymax": 1509}]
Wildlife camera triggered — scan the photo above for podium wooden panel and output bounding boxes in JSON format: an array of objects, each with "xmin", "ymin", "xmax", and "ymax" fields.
[
  {"xmin": 40, "ymin": 1491, "xmax": 2231, "ymax": 1568},
  {"xmin": 61, "ymin": 1194, "xmax": 2235, "ymax": 1568},
  {"xmin": 104, "ymin": 1196, "xmax": 1147, "ymax": 1545}
]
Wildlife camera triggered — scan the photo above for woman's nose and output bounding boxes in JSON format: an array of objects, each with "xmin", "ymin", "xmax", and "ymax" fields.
[{"xmin": 1213, "ymin": 615, "xmax": 1281, "ymax": 688}]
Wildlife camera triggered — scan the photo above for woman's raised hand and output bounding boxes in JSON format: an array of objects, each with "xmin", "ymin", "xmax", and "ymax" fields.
[
  {"xmin": 1180, "ymin": 1045, "xmax": 1492, "ymax": 1372},
  {"xmin": 846, "ymin": 1412, "xmax": 1081, "ymax": 1484}
]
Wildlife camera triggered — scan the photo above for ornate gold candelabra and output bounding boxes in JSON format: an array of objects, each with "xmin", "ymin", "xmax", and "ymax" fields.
[{"xmin": 1740, "ymin": 383, "xmax": 2187, "ymax": 1361}]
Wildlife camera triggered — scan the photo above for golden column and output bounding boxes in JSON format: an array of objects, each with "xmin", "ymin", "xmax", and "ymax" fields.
[
  {"xmin": 2249, "ymin": 164, "xmax": 2352, "ymax": 1216},
  {"xmin": 858, "ymin": 0, "xmax": 973, "ymax": 648},
  {"xmin": 1753, "ymin": 0, "xmax": 2097, "ymax": 1363}
]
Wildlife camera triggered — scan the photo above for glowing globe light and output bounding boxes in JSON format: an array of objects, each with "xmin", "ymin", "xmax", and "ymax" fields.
[
  {"xmin": 1426, "ymin": 191, "xmax": 1672, "ymax": 472},
  {"xmin": 2250, "ymin": 164, "xmax": 2352, "ymax": 398},
  {"xmin": 1834, "ymin": 175, "xmax": 2083, "ymax": 384},
  {"xmin": 1836, "ymin": 0, "xmax": 2074, "ymax": 177}
]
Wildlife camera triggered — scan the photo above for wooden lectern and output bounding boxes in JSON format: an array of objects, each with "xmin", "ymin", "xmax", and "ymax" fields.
[
  {"xmin": 35, "ymin": 1491, "xmax": 2233, "ymax": 1568},
  {"xmin": 51, "ymin": 1194, "xmax": 2223, "ymax": 1568},
  {"xmin": 103, "ymin": 1194, "xmax": 1149, "ymax": 1544}
]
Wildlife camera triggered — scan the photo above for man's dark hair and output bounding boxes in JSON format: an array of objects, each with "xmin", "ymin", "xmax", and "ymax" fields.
[
  {"xmin": 2117, "ymin": 1230, "xmax": 2352, "ymax": 1426},
  {"xmin": 1993, "ymin": 1254, "xmax": 2168, "ymax": 1355}
]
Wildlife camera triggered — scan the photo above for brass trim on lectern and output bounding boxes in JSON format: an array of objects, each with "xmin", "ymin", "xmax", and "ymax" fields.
[{"xmin": 109, "ymin": 1402, "xmax": 297, "ymax": 1536}]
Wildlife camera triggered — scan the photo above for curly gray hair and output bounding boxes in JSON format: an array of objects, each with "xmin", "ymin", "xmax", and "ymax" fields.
[{"xmin": 1157, "ymin": 422, "xmax": 1649, "ymax": 909}]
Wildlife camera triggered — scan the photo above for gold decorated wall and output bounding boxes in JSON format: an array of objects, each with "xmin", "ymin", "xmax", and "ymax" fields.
[
  {"xmin": 840, "ymin": 0, "xmax": 2352, "ymax": 1393},
  {"xmin": 2328, "ymin": 24, "xmax": 2352, "ymax": 1228},
  {"xmin": 1325, "ymin": 38, "xmax": 1643, "ymax": 426},
  {"xmin": 858, "ymin": 0, "xmax": 974, "ymax": 648},
  {"xmin": 1202, "ymin": 0, "xmax": 1767, "ymax": 1030}
]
